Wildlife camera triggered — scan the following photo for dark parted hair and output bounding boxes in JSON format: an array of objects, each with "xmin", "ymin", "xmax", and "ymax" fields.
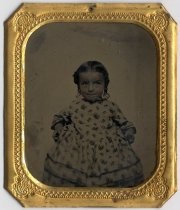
[{"xmin": 73, "ymin": 61, "xmax": 110, "ymax": 93}]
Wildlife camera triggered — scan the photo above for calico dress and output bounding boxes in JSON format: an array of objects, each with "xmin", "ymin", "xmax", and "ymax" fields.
[{"xmin": 43, "ymin": 98, "xmax": 144, "ymax": 187}]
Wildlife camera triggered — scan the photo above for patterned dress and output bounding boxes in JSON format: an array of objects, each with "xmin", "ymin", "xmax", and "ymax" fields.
[{"xmin": 43, "ymin": 98, "xmax": 144, "ymax": 187}]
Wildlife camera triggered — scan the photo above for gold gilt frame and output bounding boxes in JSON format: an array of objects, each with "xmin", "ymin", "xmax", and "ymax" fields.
[{"xmin": 4, "ymin": 3, "xmax": 177, "ymax": 207}]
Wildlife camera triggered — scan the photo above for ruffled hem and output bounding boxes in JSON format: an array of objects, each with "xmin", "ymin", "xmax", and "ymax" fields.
[{"xmin": 42, "ymin": 154, "xmax": 144, "ymax": 187}]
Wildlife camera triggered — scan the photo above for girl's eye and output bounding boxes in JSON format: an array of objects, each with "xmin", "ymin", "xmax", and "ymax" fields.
[
  {"xmin": 81, "ymin": 81, "xmax": 89, "ymax": 85},
  {"xmin": 95, "ymin": 81, "xmax": 102, "ymax": 84}
]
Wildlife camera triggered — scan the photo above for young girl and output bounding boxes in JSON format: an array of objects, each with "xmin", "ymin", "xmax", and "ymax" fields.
[{"xmin": 43, "ymin": 61, "xmax": 144, "ymax": 187}]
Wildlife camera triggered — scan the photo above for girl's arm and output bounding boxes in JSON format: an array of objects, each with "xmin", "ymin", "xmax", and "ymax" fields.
[
  {"xmin": 52, "ymin": 123, "xmax": 63, "ymax": 142},
  {"xmin": 51, "ymin": 114, "xmax": 65, "ymax": 130},
  {"xmin": 111, "ymin": 102, "xmax": 136, "ymax": 144},
  {"xmin": 124, "ymin": 127, "xmax": 136, "ymax": 144},
  {"xmin": 51, "ymin": 112, "xmax": 71, "ymax": 130},
  {"xmin": 51, "ymin": 110, "xmax": 71, "ymax": 142}
]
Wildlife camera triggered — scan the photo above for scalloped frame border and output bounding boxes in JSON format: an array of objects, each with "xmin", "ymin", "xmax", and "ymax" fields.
[{"xmin": 4, "ymin": 3, "xmax": 177, "ymax": 207}]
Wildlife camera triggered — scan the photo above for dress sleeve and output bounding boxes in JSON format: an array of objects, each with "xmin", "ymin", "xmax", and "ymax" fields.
[
  {"xmin": 51, "ymin": 109, "xmax": 71, "ymax": 130},
  {"xmin": 111, "ymin": 102, "xmax": 136, "ymax": 134}
]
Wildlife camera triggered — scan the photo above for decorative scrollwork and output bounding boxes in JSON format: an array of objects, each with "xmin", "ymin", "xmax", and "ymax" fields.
[
  {"xmin": 13, "ymin": 11, "xmax": 169, "ymax": 34},
  {"xmin": 146, "ymin": 177, "xmax": 168, "ymax": 199},
  {"xmin": 14, "ymin": 12, "xmax": 37, "ymax": 32},
  {"xmin": 12, "ymin": 175, "xmax": 35, "ymax": 198},
  {"xmin": 146, "ymin": 12, "xmax": 169, "ymax": 32}
]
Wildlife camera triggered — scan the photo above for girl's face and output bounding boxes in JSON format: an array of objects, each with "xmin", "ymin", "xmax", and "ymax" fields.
[{"xmin": 79, "ymin": 71, "xmax": 105, "ymax": 102}]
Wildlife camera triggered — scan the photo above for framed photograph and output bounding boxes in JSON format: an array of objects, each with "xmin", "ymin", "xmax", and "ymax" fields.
[{"xmin": 4, "ymin": 3, "xmax": 177, "ymax": 207}]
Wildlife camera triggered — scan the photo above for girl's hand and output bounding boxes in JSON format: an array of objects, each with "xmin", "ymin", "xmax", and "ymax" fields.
[
  {"xmin": 52, "ymin": 123, "xmax": 63, "ymax": 142},
  {"xmin": 124, "ymin": 128, "xmax": 135, "ymax": 144}
]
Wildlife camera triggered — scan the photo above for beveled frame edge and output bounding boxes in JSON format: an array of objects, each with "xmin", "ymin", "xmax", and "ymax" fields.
[{"xmin": 4, "ymin": 3, "xmax": 177, "ymax": 207}]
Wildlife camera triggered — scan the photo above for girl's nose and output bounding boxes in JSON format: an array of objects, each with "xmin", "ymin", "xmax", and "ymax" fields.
[{"xmin": 88, "ymin": 83, "xmax": 94, "ymax": 92}]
